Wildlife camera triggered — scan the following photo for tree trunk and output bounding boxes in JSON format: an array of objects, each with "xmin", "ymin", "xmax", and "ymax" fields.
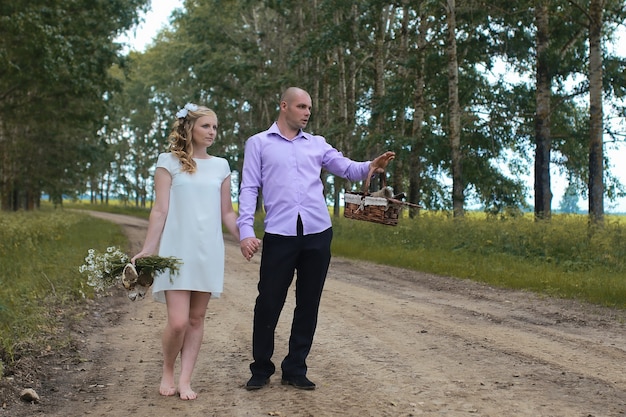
[
  {"xmin": 446, "ymin": 0, "xmax": 464, "ymax": 217},
  {"xmin": 371, "ymin": 6, "xmax": 388, "ymax": 139},
  {"xmin": 334, "ymin": 30, "xmax": 348, "ymax": 217},
  {"xmin": 588, "ymin": 0, "xmax": 604, "ymax": 224},
  {"xmin": 370, "ymin": 4, "xmax": 393, "ymax": 186},
  {"xmin": 534, "ymin": 2, "xmax": 552, "ymax": 220},
  {"xmin": 409, "ymin": 2, "xmax": 428, "ymax": 218}
]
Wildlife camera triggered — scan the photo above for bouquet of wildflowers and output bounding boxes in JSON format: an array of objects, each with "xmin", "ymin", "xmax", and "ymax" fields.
[{"xmin": 79, "ymin": 246, "xmax": 181, "ymax": 300}]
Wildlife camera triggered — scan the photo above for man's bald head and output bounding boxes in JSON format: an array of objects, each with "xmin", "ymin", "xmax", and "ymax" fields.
[{"xmin": 281, "ymin": 87, "xmax": 310, "ymax": 104}]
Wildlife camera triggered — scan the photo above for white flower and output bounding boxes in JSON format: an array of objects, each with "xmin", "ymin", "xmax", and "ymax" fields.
[
  {"xmin": 175, "ymin": 102, "xmax": 199, "ymax": 118},
  {"xmin": 78, "ymin": 246, "xmax": 181, "ymax": 297}
]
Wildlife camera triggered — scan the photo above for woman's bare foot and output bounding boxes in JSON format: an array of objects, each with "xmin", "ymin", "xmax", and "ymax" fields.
[
  {"xmin": 178, "ymin": 385, "xmax": 197, "ymax": 400},
  {"xmin": 159, "ymin": 374, "xmax": 177, "ymax": 396},
  {"xmin": 159, "ymin": 386, "xmax": 177, "ymax": 396},
  {"xmin": 159, "ymin": 384, "xmax": 177, "ymax": 396}
]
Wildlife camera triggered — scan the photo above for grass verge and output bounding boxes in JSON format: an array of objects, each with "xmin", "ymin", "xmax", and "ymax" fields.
[
  {"xmin": 331, "ymin": 212, "xmax": 625, "ymax": 308},
  {"xmin": 0, "ymin": 208, "xmax": 128, "ymax": 373}
]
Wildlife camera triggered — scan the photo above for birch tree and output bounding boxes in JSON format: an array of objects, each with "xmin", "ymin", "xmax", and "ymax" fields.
[
  {"xmin": 534, "ymin": 0, "xmax": 553, "ymax": 220},
  {"xmin": 587, "ymin": 0, "xmax": 605, "ymax": 224},
  {"xmin": 445, "ymin": 0, "xmax": 464, "ymax": 217}
]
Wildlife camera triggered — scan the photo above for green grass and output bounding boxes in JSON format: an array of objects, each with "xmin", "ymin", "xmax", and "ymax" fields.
[
  {"xmin": 331, "ymin": 211, "xmax": 626, "ymax": 308},
  {"xmin": 0, "ymin": 207, "xmax": 128, "ymax": 369}
]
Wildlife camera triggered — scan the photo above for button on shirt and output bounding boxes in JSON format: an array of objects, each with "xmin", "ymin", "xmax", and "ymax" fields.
[{"xmin": 237, "ymin": 122, "xmax": 372, "ymax": 239}]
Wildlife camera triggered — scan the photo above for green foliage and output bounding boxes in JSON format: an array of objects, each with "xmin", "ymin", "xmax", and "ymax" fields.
[
  {"xmin": 3, "ymin": 0, "xmax": 625, "ymax": 215},
  {"xmin": 110, "ymin": 0, "xmax": 626, "ymax": 217},
  {"xmin": 332, "ymin": 212, "xmax": 626, "ymax": 308},
  {"xmin": 0, "ymin": 209, "xmax": 127, "ymax": 365},
  {"xmin": 0, "ymin": 0, "xmax": 150, "ymax": 210},
  {"xmin": 558, "ymin": 179, "xmax": 581, "ymax": 213}
]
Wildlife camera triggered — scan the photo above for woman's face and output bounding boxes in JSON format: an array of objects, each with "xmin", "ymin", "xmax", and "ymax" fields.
[{"xmin": 191, "ymin": 114, "xmax": 218, "ymax": 148}]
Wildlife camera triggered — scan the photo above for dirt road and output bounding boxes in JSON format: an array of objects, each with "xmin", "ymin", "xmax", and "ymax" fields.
[{"xmin": 8, "ymin": 212, "xmax": 626, "ymax": 416}]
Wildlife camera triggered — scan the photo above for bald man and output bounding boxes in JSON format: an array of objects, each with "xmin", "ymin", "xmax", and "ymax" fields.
[{"xmin": 237, "ymin": 87, "xmax": 395, "ymax": 390}]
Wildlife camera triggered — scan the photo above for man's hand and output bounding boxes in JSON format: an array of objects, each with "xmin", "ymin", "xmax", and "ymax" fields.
[{"xmin": 370, "ymin": 151, "xmax": 396, "ymax": 173}]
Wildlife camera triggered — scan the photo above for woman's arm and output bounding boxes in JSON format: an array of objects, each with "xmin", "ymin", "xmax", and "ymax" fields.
[
  {"xmin": 131, "ymin": 167, "xmax": 171, "ymax": 263},
  {"xmin": 220, "ymin": 174, "xmax": 240, "ymax": 241},
  {"xmin": 222, "ymin": 174, "xmax": 260, "ymax": 260}
]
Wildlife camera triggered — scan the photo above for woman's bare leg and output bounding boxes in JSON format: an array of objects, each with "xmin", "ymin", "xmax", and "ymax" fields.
[
  {"xmin": 177, "ymin": 291, "xmax": 211, "ymax": 400},
  {"xmin": 160, "ymin": 291, "xmax": 192, "ymax": 396}
]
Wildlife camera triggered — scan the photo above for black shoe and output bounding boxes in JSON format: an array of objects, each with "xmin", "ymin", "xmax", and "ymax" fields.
[
  {"xmin": 281, "ymin": 375, "xmax": 316, "ymax": 390},
  {"xmin": 245, "ymin": 375, "xmax": 269, "ymax": 391}
]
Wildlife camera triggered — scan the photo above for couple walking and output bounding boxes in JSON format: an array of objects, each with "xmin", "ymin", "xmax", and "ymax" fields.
[{"xmin": 132, "ymin": 87, "xmax": 395, "ymax": 399}]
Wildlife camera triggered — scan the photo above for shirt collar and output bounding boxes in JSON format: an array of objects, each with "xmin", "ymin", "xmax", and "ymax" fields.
[{"xmin": 269, "ymin": 122, "xmax": 309, "ymax": 141}]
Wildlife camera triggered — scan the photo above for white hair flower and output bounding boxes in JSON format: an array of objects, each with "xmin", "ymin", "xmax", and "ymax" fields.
[{"xmin": 176, "ymin": 102, "xmax": 199, "ymax": 119}]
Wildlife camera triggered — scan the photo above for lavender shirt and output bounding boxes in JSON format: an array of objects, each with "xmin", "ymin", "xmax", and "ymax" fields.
[{"xmin": 237, "ymin": 122, "xmax": 372, "ymax": 239}]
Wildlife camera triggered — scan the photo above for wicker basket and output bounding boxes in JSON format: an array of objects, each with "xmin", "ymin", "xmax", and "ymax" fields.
[
  {"xmin": 343, "ymin": 169, "xmax": 417, "ymax": 226},
  {"xmin": 344, "ymin": 192, "xmax": 402, "ymax": 226}
]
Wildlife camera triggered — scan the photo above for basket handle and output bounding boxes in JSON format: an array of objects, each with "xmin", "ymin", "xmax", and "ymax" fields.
[
  {"xmin": 361, "ymin": 166, "xmax": 424, "ymax": 209},
  {"xmin": 362, "ymin": 166, "xmax": 386, "ymax": 195}
]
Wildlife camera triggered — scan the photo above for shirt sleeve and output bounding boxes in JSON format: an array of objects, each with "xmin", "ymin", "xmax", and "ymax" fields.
[
  {"xmin": 236, "ymin": 137, "xmax": 262, "ymax": 240},
  {"xmin": 319, "ymin": 138, "xmax": 371, "ymax": 181},
  {"xmin": 219, "ymin": 157, "xmax": 231, "ymax": 182},
  {"xmin": 156, "ymin": 153, "xmax": 176, "ymax": 174}
]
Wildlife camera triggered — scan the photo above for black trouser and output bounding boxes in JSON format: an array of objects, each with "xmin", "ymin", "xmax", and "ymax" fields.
[{"xmin": 250, "ymin": 219, "xmax": 332, "ymax": 378}]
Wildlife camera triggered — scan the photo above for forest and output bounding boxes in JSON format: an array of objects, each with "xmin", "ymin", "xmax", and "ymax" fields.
[{"xmin": 1, "ymin": 0, "xmax": 625, "ymax": 223}]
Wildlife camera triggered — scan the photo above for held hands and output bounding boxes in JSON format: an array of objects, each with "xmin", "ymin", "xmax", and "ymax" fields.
[
  {"xmin": 370, "ymin": 151, "xmax": 396, "ymax": 174},
  {"xmin": 240, "ymin": 237, "xmax": 261, "ymax": 261}
]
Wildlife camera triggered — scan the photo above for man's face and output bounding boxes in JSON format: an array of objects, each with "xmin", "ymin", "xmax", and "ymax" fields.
[{"xmin": 283, "ymin": 91, "xmax": 312, "ymax": 130}]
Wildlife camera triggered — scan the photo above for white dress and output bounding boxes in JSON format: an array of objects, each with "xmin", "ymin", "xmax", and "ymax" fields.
[{"xmin": 152, "ymin": 152, "xmax": 231, "ymax": 303}]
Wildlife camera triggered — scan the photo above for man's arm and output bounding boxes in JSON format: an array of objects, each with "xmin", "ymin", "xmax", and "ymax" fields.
[{"xmin": 236, "ymin": 137, "xmax": 261, "ymax": 241}]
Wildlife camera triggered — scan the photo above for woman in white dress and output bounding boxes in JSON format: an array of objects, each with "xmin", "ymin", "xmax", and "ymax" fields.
[{"xmin": 131, "ymin": 103, "xmax": 260, "ymax": 400}]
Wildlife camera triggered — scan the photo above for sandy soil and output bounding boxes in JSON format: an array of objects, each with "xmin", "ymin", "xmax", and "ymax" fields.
[{"xmin": 3, "ymin": 211, "xmax": 626, "ymax": 417}]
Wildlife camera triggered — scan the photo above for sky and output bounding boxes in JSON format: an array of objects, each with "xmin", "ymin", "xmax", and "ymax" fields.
[
  {"xmin": 117, "ymin": 0, "xmax": 184, "ymax": 53},
  {"xmin": 118, "ymin": 1, "xmax": 626, "ymax": 213}
]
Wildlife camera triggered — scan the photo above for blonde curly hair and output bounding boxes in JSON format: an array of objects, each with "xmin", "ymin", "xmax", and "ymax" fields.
[{"xmin": 168, "ymin": 104, "xmax": 217, "ymax": 174}]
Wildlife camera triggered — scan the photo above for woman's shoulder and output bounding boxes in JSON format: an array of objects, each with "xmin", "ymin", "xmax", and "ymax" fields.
[
  {"xmin": 211, "ymin": 155, "xmax": 229, "ymax": 163},
  {"xmin": 195, "ymin": 155, "xmax": 230, "ymax": 170},
  {"xmin": 157, "ymin": 152, "xmax": 174, "ymax": 160},
  {"xmin": 156, "ymin": 152, "xmax": 178, "ymax": 169},
  {"xmin": 212, "ymin": 156, "xmax": 231, "ymax": 172}
]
